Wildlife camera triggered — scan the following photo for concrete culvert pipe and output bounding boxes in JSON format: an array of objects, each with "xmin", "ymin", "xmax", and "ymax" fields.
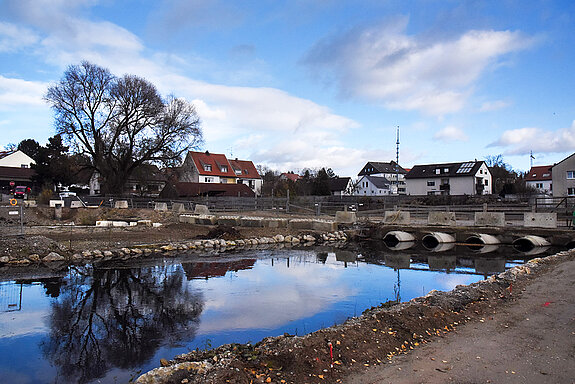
[
  {"xmin": 566, "ymin": 239, "xmax": 575, "ymax": 249},
  {"xmin": 383, "ymin": 231, "xmax": 416, "ymax": 248},
  {"xmin": 512, "ymin": 235, "xmax": 551, "ymax": 253},
  {"xmin": 422, "ymin": 232, "xmax": 455, "ymax": 251},
  {"xmin": 465, "ymin": 233, "xmax": 501, "ymax": 252}
]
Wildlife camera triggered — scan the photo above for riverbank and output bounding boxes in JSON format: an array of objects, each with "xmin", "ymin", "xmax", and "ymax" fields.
[{"xmin": 136, "ymin": 249, "xmax": 575, "ymax": 384}]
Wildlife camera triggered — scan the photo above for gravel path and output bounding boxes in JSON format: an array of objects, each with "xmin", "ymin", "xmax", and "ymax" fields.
[{"xmin": 347, "ymin": 254, "xmax": 575, "ymax": 384}]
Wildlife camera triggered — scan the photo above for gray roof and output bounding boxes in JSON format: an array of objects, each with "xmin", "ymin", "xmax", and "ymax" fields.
[
  {"xmin": 358, "ymin": 161, "xmax": 407, "ymax": 176},
  {"xmin": 328, "ymin": 177, "xmax": 351, "ymax": 192},
  {"xmin": 365, "ymin": 175, "xmax": 391, "ymax": 189},
  {"xmin": 405, "ymin": 161, "xmax": 485, "ymax": 179}
]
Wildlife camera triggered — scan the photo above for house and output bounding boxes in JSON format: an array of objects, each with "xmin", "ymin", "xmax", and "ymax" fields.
[
  {"xmin": 160, "ymin": 182, "xmax": 255, "ymax": 198},
  {"xmin": 405, "ymin": 161, "xmax": 492, "ymax": 196},
  {"xmin": 357, "ymin": 161, "xmax": 407, "ymax": 194},
  {"xmin": 328, "ymin": 177, "xmax": 353, "ymax": 196},
  {"xmin": 89, "ymin": 164, "xmax": 167, "ymax": 196},
  {"xmin": 0, "ymin": 166, "xmax": 36, "ymax": 193},
  {"xmin": 180, "ymin": 151, "xmax": 237, "ymax": 184},
  {"xmin": 525, "ymin": 165, "xmax": 552, "ymax": 195},
  {"xmin": 179, "ymin": 151, "xmax": 262, "ymax": 195},
  {"xmin": 354, "ymin": 175, "xmax": 392, "ymax": 196},
  {"xmin": 280, "ymin": 172, "xmax": 301, "ymax": 182},
  {"xmin": 0, "ymin": 150, "xmax": 35, "ymax": 168},
  {"xmin": 551, "ymin": 153, "xmax": 575, "ymax": 197},
  {"xmin": 229, "ymin": 158, "xmax": 263, "ymax": 196}
]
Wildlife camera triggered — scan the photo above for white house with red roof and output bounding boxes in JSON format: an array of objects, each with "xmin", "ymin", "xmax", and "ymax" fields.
[
  {"xmin": 180, "ymin": 151, "xmax": 262, "ymax": 195},
  {"xmin": 229, "ymin": 158, "xmax": 262, "ymax": 195},
  {"xmin": 525, "ymin": 165, "xmax": 552, "ymax": 195}
]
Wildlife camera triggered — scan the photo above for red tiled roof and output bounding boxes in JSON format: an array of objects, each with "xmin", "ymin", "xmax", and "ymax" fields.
[
  {"xmin": 229, "ymin": 159, "xmax": 261, "ymax": 179},
  {"xmin": 172, "ymin": 182, "xmax": 255, "ymax": 197},
  {"xmin": 525, "ymin": 165, "xmax": 552, "ymax": 181},
  {"xmin": 189, "ymin": 151, "xmax": 236, "ymax": 178},
  {"xmin": 281, "ymin": 173, "xmax": 301, "ymax": 182}
]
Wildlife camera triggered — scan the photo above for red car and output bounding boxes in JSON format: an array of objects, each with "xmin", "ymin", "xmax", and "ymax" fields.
[{"xmin": 13, "ymin": 186, "xmax": 29, "ymax": 199}]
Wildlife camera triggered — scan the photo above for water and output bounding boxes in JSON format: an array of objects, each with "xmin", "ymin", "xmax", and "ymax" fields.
[{"xmin": 0, "ymin": 243, "xmax": 549, "ymax": 384}]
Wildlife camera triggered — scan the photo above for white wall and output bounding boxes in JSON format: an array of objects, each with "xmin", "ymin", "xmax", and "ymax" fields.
[{"xmin": 0, "ymin": 151, "xmax": 35, "ymax": 168}]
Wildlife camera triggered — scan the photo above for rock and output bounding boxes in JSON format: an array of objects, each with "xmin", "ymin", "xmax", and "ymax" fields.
[
  {"xmin": 274, "ymin": 234, "xmax": 285, "ymax": 243},
  {"xmin": 0, "ymin": 256, "xmax": 9, "ymax": 263},
  {"xmin": 43, "ymin": 252, "xmax": 65, "ymax": 262},
  {"xmin": 28, "ymin": 254, "xmax": 40, "ymax": 262}
]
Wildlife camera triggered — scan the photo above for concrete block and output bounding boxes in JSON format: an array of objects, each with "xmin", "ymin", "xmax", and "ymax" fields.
[
  {"xmin": 195, "ymin": 215, "xmax": 216, "ymax": 225},
  {"xmin": 194, "ymin": 204, "xmax": 210, "ymax": 215},
  {"xmin": 289, "ymin": 219, "xmax": 314, "ymax": 230},
  {"xmin": 474, "ymin": 212, "xmax": 505, "ymax": 227},
  {"xmin": 49, "ymin": 200, "xmax": 64, "ymax": 208},
  {"xmin": 179, "ymin": 215, "xmax": 196, "ymax": 224},
  {"xmin": 312, "ymin": 220, "xmax": 338, "ymax": 232},
  {"xmin": 154, "ymin": 202, "xmax": 168, "ymax": 211},
  {"xmin": 137, "ymin": 220, "xmax": 152, "ymax": 226},
  {"xmin": 23, "ymin": 200, "xmax": 37, "ymax": 207},
  {"xmin": 383, "ymin": 211, "xmax": 411, "ymax": 225},
  {"xmin": 172, "ymin": 202, "xmax": 186, "ymax": 212},
  {"xmin": 114, "ymin": 200, "xmax": 129, "ymax": 209},
  {"xmin": 217, "ymin": 216, "xmax": 241, "ymax": 226},
  {"xmin": 335, "ymin": 211, "xmax": 357, "ymax": 224},
  {"xmin": 240, "ymin": 217, "xmax": 264, "ymax": 227},
  {"xmin": 70, "ymin": 201, "xmax": 84, "ymax": 208},
  {"xmin": 112, "ymin": 221, "xmax": 129, "ymax": 227},
  {"xmin": 428, "ymin": 211, "xmax": 456, "ymax": 226},
  {"xmin": 523, "ymin": 212, "xmax": 557, "ymax": 228},
  {"xmin": 263, "ymin": 218, "xmax": 288, "ymax": 228},
  {"xmin": 96, "ymin": 220, "xmax": 112, "ymax": 227}
]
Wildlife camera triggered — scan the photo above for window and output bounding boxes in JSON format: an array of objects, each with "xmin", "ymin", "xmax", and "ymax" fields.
[
  {"xmin": 21, "ymin": 164, "xmax": 28, "ymax": 168},
  {"xmin": 205, "ymin": 177, "xmax": 213, "ymax": 182},
  {"xmin": 567, "ymin": 171, "xmax": 575, "ymax": 179},
  {"xmin": 435, "ymin": 169, "xmax": 440, "ymax": 174},
  {"xmin": 221, "ymin": 165, "xmax": 228, "ymax": 172},
  {"xmin": 484, "ymin": 179, "xmax": 489, "ymax": 186},
  {"xmin": 443, "ymin": 168, "xmax": 449, "ymax": 173},
  {"xmin": 543, "ymin": 173, "xmax": 550, "ymax": 177},
  {"xmin": 427, "ymin": 181, "xmax": 435, "ymax": 186},
  {"xmin": 568, "ymin": 187, "xmax": 575, "ymax": 196},
  {"xmin": 536, "ymin": 183, "xmax": 543, "ymax": 189},
  {"xmin": 204, "ymin": 164, "xmax": 212, "ymax": 172}
]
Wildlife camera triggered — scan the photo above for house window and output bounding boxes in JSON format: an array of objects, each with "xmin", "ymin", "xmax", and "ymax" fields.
[
  {"xmin": 21, "ymin": 164, "xmax": 28, "ymax": 168},
  {"xmin": 568, "ymin": 187, "xmax": 575, "ymax": 196},
  {"xmin": 484, "ymin": 179, "xmax": 488, "ymax": 185},
  {"xmin": 443, "ymin": 168, "xmax": 449, "ymax": 173},
  {"xmin": 427, "ymin": 181, "xmax": 435, "ymax": 186},
  {"xmin": 435, "ymin": 169, "xmax": 440, "ymax": 174},
  {"xmin": 221, "ymin": 165, "xmax": 228, "ymax": 172},
  {"xmin": 221, "ymin": 179, "xmax": 228, "ymax": 183},
  {"xmin": 567, "ymin": 171, "xmax": 575, "ymax": 179},
  {"xmin": 204, "ymin": 164, "xmax": 212, "ymax": 172},
  {"xmin": 205, "ymin": 177, "xmax": 213, "ymax": 182},
  {"xmin": 543, "ymin": 173, "xmax": 550, "ymax": 177},
  {"xmin": 536, "ymin": 183, "xmax": 543, "ymax": 189}
]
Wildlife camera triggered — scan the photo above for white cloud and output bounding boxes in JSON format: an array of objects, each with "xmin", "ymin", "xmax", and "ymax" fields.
[
  {"xmin": 479, "ymin": 99, "xmax": 511, "ymax": 112},
  {"xmin": 0, "ymin": 22, "xmax": 39, "ymax": 52},
  {"xmin": 489, "ymin": 121, "xmax": 575, "ymax": 155},
  {"xmin": 0, "ymin": 75, "xmax": 47, "ymax": 109},
  {"xmin": 433, "ymin": 126, "xmax": 468, "ymax": 142},
  {"xmin": 304, "ymin": 19, "xmax": 533, "ymax": 115}
]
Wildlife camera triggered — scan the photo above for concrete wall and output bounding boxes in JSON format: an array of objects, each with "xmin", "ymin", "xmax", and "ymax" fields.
[
  {"xmin": 474, "ymin": 212, "xmax": 505, "ymax": 227},
  {"xmin": 428, "ymin": 211, "xmax": 456, "ymax": 226},
  {"xmin": 383, "ymin": 211, "xmax": 410, "ymax": 224},
  {"xmin": 524, "ymin": 212, "xmax": 557, "ymax": 228}
]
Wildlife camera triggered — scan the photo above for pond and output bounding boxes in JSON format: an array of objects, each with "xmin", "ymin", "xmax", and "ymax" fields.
[{"xmin": 0, "ymin": 243, "xmax": 553, "ymax": 384}]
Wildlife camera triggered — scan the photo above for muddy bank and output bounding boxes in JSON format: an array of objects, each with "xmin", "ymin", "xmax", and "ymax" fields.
[{"xmin": 136, "ymin": 249, "xmax": 575, "ymax": 384}]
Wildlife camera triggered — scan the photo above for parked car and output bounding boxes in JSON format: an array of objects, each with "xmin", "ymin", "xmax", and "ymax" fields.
[{"xmin": 13, "ymin": 186, "xmax": 28, "ymax": 199}]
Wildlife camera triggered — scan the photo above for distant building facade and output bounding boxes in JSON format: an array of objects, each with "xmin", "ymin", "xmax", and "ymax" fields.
[
  {"xmin": 405, "ymin": 161, "xmax": 492, "ymax": 196},
  {"xmin": 525, "ymin": 165, "xmax": 552, "ymax": 195},
  {"xmin": 551, "ymin": 153, "xmax": 575, "ymax": 197},
  {"xmin": 357, "ymin": 161, "xmax": 407, "ymax": 194}
]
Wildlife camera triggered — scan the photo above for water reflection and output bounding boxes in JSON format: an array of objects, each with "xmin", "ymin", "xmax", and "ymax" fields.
[{"xmin": 39, "ymin": 265, "xmax": 204, "ymax": 384}]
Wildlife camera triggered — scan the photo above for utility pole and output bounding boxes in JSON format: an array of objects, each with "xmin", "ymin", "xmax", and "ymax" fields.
[{"xmin": 396, "ymin": 126, "xmax": 400, "ymax": 194}]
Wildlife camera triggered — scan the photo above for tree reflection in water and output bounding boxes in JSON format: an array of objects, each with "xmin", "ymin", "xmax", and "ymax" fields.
[{"xmin": 40, "ymin": 264, "xmax": 204, "ymax": 383}]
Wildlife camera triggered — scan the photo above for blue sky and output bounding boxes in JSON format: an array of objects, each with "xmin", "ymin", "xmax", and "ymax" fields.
[{"xmin": 1, "ymin": 0, "xmax": 574, "ymax": 177}]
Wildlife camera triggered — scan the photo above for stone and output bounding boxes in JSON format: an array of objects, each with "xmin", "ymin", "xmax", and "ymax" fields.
[
  {"xmin": 0, "ymin": 256, "xmax": 9, "ymax": 263},
  {"xmin": 28, "ymin": 254, "xmax": 40, "ymax": 262},
  {"xmin": 43, "ymin": 252, "xmax": 65, "ymax": 262}
]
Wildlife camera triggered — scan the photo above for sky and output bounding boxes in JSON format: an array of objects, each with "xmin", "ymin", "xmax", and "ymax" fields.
[{"xmin": 1, "ymin": 0, "xmax": 574, "ymax": 177}]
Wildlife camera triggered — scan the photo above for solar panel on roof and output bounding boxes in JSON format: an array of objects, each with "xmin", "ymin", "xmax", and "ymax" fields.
[{"xmin": 456, "ymin": 162, "xmax": 474, "ymax": 174}]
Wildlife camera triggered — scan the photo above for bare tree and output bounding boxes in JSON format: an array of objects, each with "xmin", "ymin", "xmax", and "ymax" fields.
[{"xmin": 45, "ymin": 61, "xmax": 202, "ymax": 194}]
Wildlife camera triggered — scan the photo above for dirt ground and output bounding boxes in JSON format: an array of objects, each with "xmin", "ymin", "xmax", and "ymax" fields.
[{"xmin": 2, "ymin": 207, "xmax": 574, "ymax": 383}]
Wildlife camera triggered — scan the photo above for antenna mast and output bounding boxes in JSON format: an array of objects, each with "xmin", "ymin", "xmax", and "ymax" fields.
[{"xmin": 396, "ymin": 126, "xmax": 400, "ymax": 194}]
